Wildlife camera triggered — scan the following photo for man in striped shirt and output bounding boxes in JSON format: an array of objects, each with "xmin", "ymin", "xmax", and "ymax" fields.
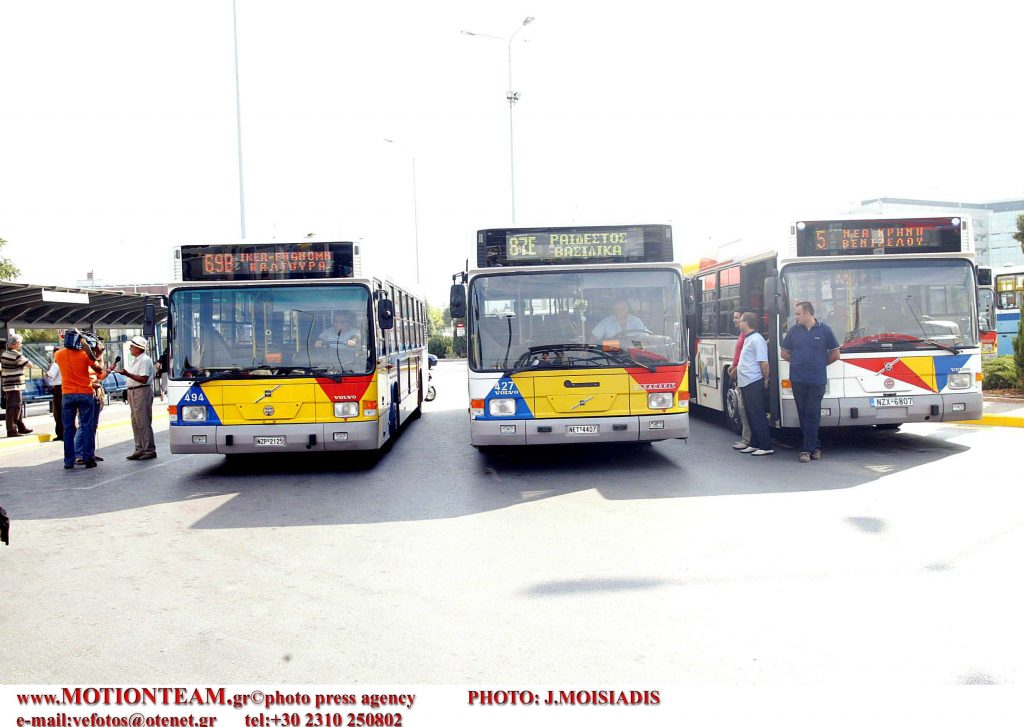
[{"xmin": 2, "ymin": 333, "xmax": 33, "ymax": 437}]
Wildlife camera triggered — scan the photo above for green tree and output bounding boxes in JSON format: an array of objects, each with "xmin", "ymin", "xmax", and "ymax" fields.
[
  {"xmin": 1014, "ymin": 214, "xmax": 1024, "ymax": 256},
  {"xmin": 425, "ymin": 302, "xmax": 445, "ymax": 337},
  {"xmin": 0, "ymin": 236, "xmax": 19, "ymax": 280}
]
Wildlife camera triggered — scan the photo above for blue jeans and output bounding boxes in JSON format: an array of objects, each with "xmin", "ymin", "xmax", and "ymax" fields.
[
  {"xmin": 741, "ymin": 379, "xmax": 772, "ymax": 451},
  {"xmin": 792, "ymin": 382, "xmax": 825, "ymax": 453},
  {"xmin": 62, "ymin": 394, "xmax": 95, "ymax": 466},
  {"xmin": 74, "ymin": 400, "xmax": 100, "ymax": 460}
]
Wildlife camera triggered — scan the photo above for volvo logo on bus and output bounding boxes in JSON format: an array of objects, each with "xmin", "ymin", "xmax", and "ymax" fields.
[
  {"xmin": 263, "ymin": 405, "xmax": 275, "ymax": 417},
  {"xmin": 884, "ymin": 378, "xmax": 895, "ymax": 389}
]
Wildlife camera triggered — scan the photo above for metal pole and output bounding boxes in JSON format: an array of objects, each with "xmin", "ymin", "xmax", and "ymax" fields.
[
  {"xmin": 232, "ymin": 0, "xmax": 247, "ymax": 239},
  {"xmin": 412, "ymin": 156, "xmax": 420, "ymax": 285},
  {"xmin": 507, "ymin": 39, "xmax": 516, "ymax": 224}
]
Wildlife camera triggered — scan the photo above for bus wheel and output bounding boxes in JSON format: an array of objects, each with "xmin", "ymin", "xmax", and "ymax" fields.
[
  {"xmin": 724, "ymin": 379, "xmax": 743, "ymax": 435},
  {"xmin": 388, "ymin": 385, "xmax": 400, "ymax": 437}
]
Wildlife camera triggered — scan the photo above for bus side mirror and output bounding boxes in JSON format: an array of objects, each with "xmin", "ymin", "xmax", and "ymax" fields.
[
  {"xmin": 764, "ymin": 276, "xmax": 787, "ymax": 317},
  {"xmin": 682, "ymin": 279, "xmax": 696, "ymax": 316},
  {"xmin": 377, "ymin": 299, "xmax": 395, "ymax": 330},
  {"xmin": 977, "ymin": 266, "xmax": 992, "ymax": 287},
  {"xmin": 142, "ymin": 303, "xmax": 156, "ymax": 337},
  {"xmin": 450, "ymin": 284, "xmax": 467, "ymax": 319}
]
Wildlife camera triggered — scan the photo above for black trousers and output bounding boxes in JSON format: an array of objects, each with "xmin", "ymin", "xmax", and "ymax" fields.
[
  {"xmin": 741, "ymin": 380, "xmax": 772, "ymax": 451},
  {"xmin": 4, "ymin": 389, "xmax": 26, "ymax": 435},
  {"xmin": 52, "ymin": 384, "xmax": 63, "ymax": 438}
]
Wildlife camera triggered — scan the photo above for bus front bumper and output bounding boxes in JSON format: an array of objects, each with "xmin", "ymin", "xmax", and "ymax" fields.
[
  {"xmin": 170, "ymin": 421, "xmax": 379, "ymax": 454},
  {"xmin": 781, "ymin": 393, "xmax": 983, "ymax": 427},
  {"xmin": 470, "ymin": 413, "xmax": 689, "ymax": 446}
]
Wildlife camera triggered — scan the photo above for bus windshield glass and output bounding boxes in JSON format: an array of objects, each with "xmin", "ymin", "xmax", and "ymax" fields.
[
  {"xmin": 781, "ymin": 259, "xmax": 978, "ymax": 351},
  {"xmin": 995, "ymin": 272, "xmax": 1024, "ymax": 310},
  {"xmin": 169, "ymin": 284, "xmax": 372, "ymax": 378},
  {"xmin": 469, "ymin": 269, "xmax": 684, "ymax": 372}
]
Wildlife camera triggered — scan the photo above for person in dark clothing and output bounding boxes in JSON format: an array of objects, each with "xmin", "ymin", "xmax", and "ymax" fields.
[{"xmin": 781, "ymin": 300, "xmax": 840, "ymax": 463}]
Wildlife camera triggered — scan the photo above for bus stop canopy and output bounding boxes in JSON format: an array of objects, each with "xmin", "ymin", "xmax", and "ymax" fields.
[{"xmin": 0, "ymin": 282, "xmax": 167, "ymax": 332}]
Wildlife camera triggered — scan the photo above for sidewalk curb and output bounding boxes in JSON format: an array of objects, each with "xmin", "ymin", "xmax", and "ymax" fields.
[
  {"xmin": 959, "ymin": 415, "xmax": 1024, "ymax": 429},
  {"xmin": 0, "ymin": 412, "xmax": 169, "ymax": 451}
]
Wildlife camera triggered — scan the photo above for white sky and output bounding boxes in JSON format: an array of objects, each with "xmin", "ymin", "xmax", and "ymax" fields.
[{"xmin": 2, "ymin": 0, "xmax": 1022, "ymax": 305}]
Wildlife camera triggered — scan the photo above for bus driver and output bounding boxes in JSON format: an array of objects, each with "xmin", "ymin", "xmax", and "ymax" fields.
[
  {"xmin": 591, "ymin": 297, "xmax": 646, "ymax": 340},
  {"xmin": 316, "ymin": 311, "xmax": 362, "ymax": 349}
]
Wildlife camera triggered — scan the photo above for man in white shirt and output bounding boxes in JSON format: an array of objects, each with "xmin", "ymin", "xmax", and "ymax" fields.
[
  {"xmin": 591, "ymin": 298, "xmax": 647, "ymax": 341},
  {"xmin": 736, "ymin": 311, "xmax": 773, "ymax": 456},
  {"xmin": 116, "ymin": 336, "xmax": 156, "ymax": 460}
]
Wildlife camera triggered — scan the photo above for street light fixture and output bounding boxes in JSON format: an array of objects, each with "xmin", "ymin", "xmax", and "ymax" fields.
[
  {"xmin": 383, "ymin": 138, "xmax": 421, "ymax": 286},
  {"xmin": 460, "ymin": 16, "xmax": 535, "ymax": 224}
]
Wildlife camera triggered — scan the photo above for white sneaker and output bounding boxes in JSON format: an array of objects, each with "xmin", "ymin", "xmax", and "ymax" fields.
[
  {"xmin": 732, "ymin": 441, "xmax": 749, "ymax": 450},
  {"xmin": 740, "ymin": 446, "xmax": 757, "ymax": 454},
  {"xmin": 751, "ymin": 449, "xmax": 775, "ymax": 456}
]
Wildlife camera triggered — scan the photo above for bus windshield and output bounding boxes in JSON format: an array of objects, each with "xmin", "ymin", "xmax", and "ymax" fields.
[
  {"xmin": 169, "ymin": 284, "xmax": 373, "ymax": 378},
  {"xmin": 781, "ymin": 259, "xmax": 978, "ymax": 351},
  {"xmin": 995, "ymin": 272, "xmax": 1024, "ymax": 310},
  {"xmin": 469, "ymin": 269, "xmax": 684, "ymax": 371}
]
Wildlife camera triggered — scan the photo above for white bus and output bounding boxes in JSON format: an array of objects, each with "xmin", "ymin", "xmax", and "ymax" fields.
[
  {"xmin": 449, "ymin": 224, "xmax": 690, "ymax": 448},
  {"xmin": 167, "ymin": 241, "xmax": 427, "ymax": 455},
  {"xmin": 688, "ymin": 216, "xmax": 983, "ymax": 433}
]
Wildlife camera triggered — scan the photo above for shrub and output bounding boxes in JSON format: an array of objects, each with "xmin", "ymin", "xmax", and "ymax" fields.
[
  {"xmin": 428, "ymin": 333, "xmax": 452, "ymax": 359},
  {"xmin": 1015, "ymin": 314, "xmax": 1024, "ymax": 385},
  {"xmin": 982, "ymin": 355, "xmax": 1020, "ymax": 390}
]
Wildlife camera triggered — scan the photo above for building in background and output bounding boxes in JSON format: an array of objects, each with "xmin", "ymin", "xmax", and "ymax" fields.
[{"xmin": 857, "ymin": 197, "xmax": 1024, "ymax": 268}]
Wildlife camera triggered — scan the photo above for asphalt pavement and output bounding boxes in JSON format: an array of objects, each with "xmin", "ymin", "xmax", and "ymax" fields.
[{"xmin": 2, "ymin": 360, "xmax": 1022, "ymax": 686}]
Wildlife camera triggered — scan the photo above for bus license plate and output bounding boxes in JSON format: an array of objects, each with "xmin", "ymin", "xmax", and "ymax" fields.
[
  {"xmin": 254, "ymin": 436, "xmax": 286, "ymax": 446},
  {"xmin": 871, "ymin": 397, "xmax": 913, "ymax": 408},
  {"xmin": 567, "ymin": 425, "xmax": 599, "ymax": 435}
]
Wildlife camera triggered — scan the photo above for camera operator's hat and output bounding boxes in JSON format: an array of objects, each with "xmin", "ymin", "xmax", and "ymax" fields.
[{"xmin": 129, "ymin": 335, "xmax": 149, "ymax": 350}]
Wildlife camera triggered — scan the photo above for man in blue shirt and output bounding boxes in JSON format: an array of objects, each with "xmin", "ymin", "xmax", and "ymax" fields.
[{"xmin": 781, "ymin": 300, "xmax": 840, "ymax": 463}]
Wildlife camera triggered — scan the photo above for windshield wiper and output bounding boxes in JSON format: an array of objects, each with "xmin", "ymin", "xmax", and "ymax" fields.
[
  {"xmin": 503, "ymin": 344, "xmax": 657, "ymax": 376},
  {"xmin": 901, "ymin": 338, "xmax": 964, "ymax": 355},
  {"xmin": 184, "ymin": 366, "xmax": 248, "ymax": 382}
]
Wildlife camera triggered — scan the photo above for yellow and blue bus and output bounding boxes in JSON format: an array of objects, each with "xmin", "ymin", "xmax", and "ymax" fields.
[
  {"xmin": 167, "ymin": 241, "xmax": 427, "ymax": 455},
  {"xmin": 449, "ymin": 224, "xmax": 690, "ymax": 448},
  {"xmin": 993, "ymin": 263, "xmax": 1024, "ymax": 356},
  {"xmin": 688, "ymin": 216, "xmax": 984, "ymax": 433}
]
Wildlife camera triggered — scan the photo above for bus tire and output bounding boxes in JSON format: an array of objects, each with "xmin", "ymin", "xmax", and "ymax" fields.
[
  {"xmin": 388, "ymin": 384, "xmax": 400, "ymax": 438},
  {"xmin": 723, "ymin": 375, "xmax": 744, "ymax": 435}
]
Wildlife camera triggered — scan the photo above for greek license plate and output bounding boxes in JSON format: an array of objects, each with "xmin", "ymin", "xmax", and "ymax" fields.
[
  {"xmin": 871, "ymin": 397, "xmax": 913, "ymax": 408},
  {"xmin": 254, "ymin": 436, "xmax": 286, "ymax": 446},
  {"xmin": 567, "ymin": 425, "xmax": 599, "ymax": 435}
]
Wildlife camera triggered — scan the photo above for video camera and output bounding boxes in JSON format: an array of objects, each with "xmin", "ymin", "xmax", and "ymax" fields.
[{"xmin": 63, "ymin": 329, "xmax": 101, "ymax": 360}]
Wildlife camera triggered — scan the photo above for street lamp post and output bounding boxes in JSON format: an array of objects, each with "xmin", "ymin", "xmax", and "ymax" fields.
[
  {"xmin": 232, "ymin": 0, "xmax": 246, "ymax": 239},
  {"xmin": 384, "ymin": 139, "xmax": 420, "ymax": 286},
  {"xmin": 461, "ymin": 16, "xmax": 534, "ymax": 224}
]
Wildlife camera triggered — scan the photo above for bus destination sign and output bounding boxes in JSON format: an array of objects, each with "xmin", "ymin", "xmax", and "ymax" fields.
[
  {"xmin": 795, "ymin": 218, "xmax": 965, "ymax": 257},
  {"xmin": 478, "ymin": 225, "xmax": 672, "ymax": 267},
  {"xmin": 179, "ymin": 242, "xmax": 357, "ymax": 281},
  {"xmin": 507, "ymin": 229, "xmax": 645, "ymax": 261}
]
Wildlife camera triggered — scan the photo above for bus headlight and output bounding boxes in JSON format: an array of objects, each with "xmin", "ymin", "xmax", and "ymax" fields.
[
  {"xmin": 948, "ymin": 373, "xmax": 972, "ymax": 390},
  {"xmin": 647, "ymin": 393, "xmax": 673, "ymax": 409},
  {"xmin": 181, "ymin": 406, "xmax": 207, "ymax": 422},
  {"xmin": 333, "ymin": 402, "xmax": 359, "ymax": 418},
  {"xmin": 488, "ymin": 399, "xmax": 517, "ymax": 416}
]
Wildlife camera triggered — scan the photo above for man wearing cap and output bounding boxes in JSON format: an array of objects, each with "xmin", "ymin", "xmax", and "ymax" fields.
[
  {"xmin": 2, "ymin": 333, "xmax": 33, "ymax": 437},
  {"xmin": 116, "ymin": 336, "xmax": 157, "ymax": 460}
]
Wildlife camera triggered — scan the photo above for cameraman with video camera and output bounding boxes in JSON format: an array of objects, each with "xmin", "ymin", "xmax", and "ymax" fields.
[{"xmin": 53, "ymin": 330, "xmax": 103, "ymax": 469}]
